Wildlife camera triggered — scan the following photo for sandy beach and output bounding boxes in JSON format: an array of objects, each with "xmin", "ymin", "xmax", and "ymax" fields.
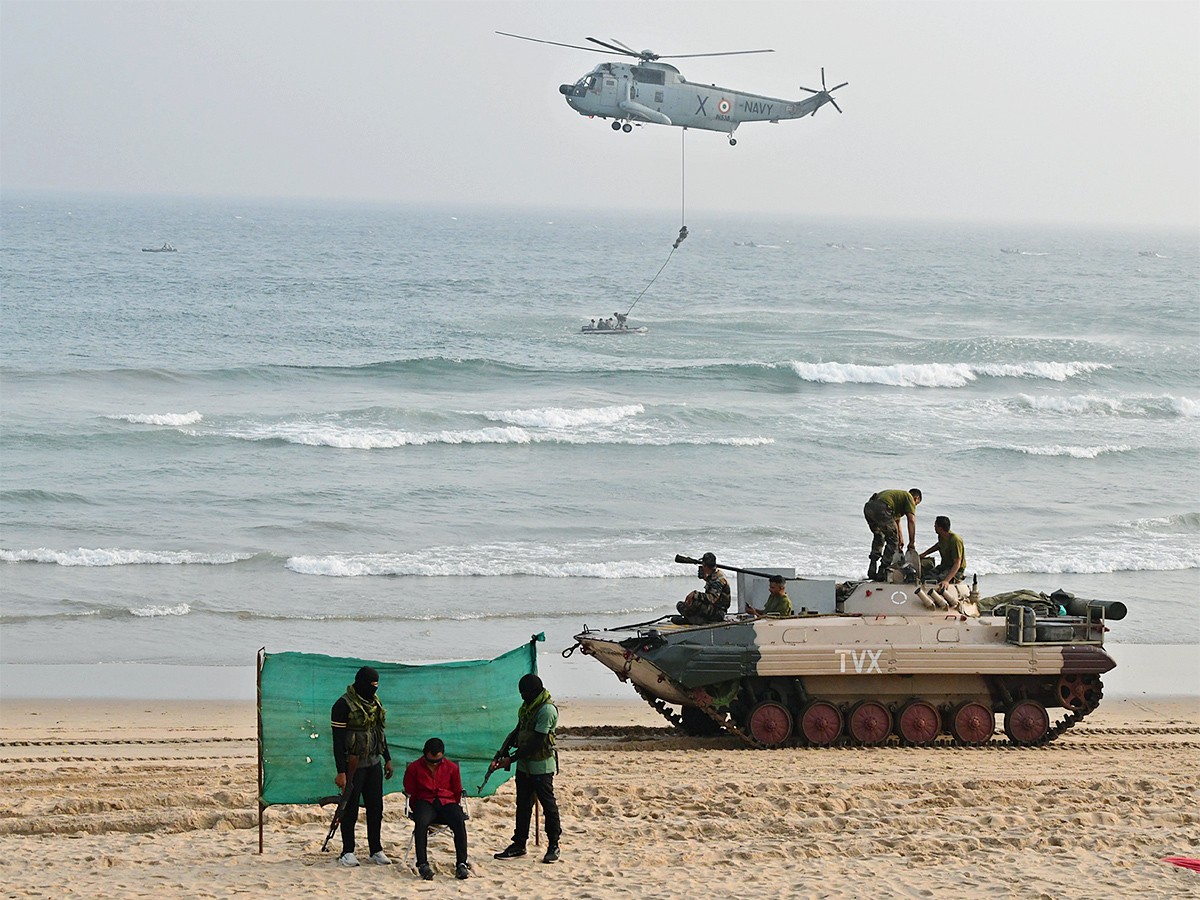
[{"xmin": 1, "ymin": 695, "xmax": 1198, "ymax": 900}]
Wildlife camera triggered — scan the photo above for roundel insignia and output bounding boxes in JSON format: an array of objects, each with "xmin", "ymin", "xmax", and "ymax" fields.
[{"xmin": 718, "ymin": 98, "xmax": 731, "ymax": 114}]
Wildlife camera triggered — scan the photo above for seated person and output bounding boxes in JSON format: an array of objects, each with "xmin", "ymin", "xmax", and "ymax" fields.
[
  {"xmin": 746, "ymin": 574, "xmax": 793, "ymax": 617},
  {"xmin": 403, "ymin": 738, "xmax": 470, "ymax": 881},
  {"xmin": 673, "ymin": 552, "xmax": 730, "ymax": 625},
  {"xmin": 919, "ymin": 515, "xmax": 966, "ymax": 590}
]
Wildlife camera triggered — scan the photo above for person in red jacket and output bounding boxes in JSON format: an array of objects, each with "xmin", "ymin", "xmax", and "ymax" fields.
[{"xmin": 403, "ymin": 738, "xmax": 470, "ymax": 880}]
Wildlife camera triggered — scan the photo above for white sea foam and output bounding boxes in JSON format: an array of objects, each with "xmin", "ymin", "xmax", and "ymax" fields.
[
  {"xmin": 129, "ymin": 604, "xmax": 190, "ymax": 617},
  {"xmin": 108, "ymin": 412, "xmax": 203, "ymax": 426},
  {"xmin": 1000, "ymin": 444, "xmax": 1132, "ymax": 459},
  {"xmin": 1171, "ymin": 396, "xmax": 1200, "ymax": 418},
  {"xmin": 285, "ymin": 552, "xmax": 679, "ymax": 579},
  {"xmin": 1014, "ymin": 394, "xmax": 1122, "ymax": 414},
  {"xmin": 216, "ymin": 422, "xmax": 770, "ymax": 449},
  {"xmin": 0, "ymin": 548, "xmax": 249, "ymax": 567},
  {"xmin": 787, "ymin": 361, "xmax": 1107, "ymax": 388},
  {"xmin": 482, "ymin": 404, "xmax": 645, "ymax": 428}
]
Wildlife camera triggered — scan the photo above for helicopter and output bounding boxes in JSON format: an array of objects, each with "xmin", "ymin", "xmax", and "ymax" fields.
[{"xmin": 498, "ymin": 33, "xmax": 847, "ymax": 145}]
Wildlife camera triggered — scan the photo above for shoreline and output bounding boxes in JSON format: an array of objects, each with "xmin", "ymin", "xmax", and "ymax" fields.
[{"xmin": 1, "ymin": 642, "xmax": 1197, "ymax": 701}]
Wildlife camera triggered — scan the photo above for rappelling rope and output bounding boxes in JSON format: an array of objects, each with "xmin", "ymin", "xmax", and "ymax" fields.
[{"xmin": 625, "ymin": 129, "xmax": 688, "ymax": 318}]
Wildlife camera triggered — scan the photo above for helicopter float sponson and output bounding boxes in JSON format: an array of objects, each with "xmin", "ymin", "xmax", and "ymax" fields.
[{"xmin": 498, "ymin": 33, "xmax": 846, "ymax": 146}]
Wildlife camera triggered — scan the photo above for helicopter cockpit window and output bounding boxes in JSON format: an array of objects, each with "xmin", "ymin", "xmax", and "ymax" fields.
[
  {"xmin": 586, "ymin": 75, "xmax": 600, "ymax": 93},
  {"xmin": 631, "ymin": 67, "xmax": 666, "ymax": 86}
]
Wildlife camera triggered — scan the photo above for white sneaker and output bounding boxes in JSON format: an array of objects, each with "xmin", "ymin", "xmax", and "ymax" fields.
[
  {"xmin": 367, "ymin": 851, "xmax": 392, "ymax": 865},
  {"xmin": 338, "ymin": 852, "xmax": 359, "ymax": 867}
]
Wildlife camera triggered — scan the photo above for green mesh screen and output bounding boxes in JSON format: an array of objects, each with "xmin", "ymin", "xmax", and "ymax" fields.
[{"xmin": 258, "ymin": 637, "xmax": 540, "ymax": 806}]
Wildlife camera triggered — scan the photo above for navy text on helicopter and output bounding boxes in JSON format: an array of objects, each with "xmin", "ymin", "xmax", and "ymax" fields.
[{"xmin": 499, "ymin": 33, "xmax": 847, "ymax": 146}]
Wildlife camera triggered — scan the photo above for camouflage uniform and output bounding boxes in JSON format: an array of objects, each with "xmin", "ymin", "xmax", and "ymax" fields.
[
  {"xmin": 864, "ymin": 490, "xmax": 916, "ymax": 576},
  {"xmin": 676, "ymin": 568, "xmax": 731, "ymax": 624}
]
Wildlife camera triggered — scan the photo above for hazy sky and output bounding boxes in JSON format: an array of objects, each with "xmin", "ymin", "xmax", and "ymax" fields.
[{"xmin": 2, "ymin": 1, "xmax": 1197, "ymax": 227}]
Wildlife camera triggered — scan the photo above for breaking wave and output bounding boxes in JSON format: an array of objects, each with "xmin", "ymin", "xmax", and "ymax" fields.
[
  {"xmin": 285, "ymin": 552, "xmax": 679, "ymax": 579},
  {"xmin": 0, "ymin": 548, "xmax": 252, "ymax": 567},
  {"xmin": 996, "ymin": 444, "xmax": 1133, "ymax": 459},
  {"xmin": 129, "ymin": 604, "xmax": 190, "ymax": 617},
  {"xmin": 1013, "ymin": 393, "xmax": 1200, "ymax": 418},
  {"xmin": 481, "ymin": 404, "xmax": 645, "ymax": 428},
  {"xmin": 787, "ymin": 361, "xmax": 1107, "ymax": 388},
  {"xmin": 212, "ymin": 422, "xmax": 770, "ymax": 449},
  {"xmin": 107, "ymin": 412, "xmax": 203, "ymax": 426}
]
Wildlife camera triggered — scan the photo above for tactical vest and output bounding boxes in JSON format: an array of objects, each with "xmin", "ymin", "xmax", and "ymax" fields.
[
  {"xmin": 342, "ymin": 686, "xmax": 386, "ymax": 760},
  {"xmin": 516, "ymin": 695, "xmax": 557, "ymax": 763}
]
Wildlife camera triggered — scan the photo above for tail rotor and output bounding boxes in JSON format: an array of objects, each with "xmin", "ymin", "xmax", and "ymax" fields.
[{"xmin": 798, "ymin": 67, "xmax": 847, "ymax": 115}]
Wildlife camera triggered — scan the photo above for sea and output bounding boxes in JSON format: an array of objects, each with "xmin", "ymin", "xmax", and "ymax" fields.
[{"xmin": 1, "ymin": 193, "xmax": 1197, "ymax": 693}]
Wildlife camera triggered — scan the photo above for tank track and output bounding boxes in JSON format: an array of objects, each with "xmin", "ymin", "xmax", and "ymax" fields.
[
  {"xmin": 1027, "ymin": 677, "xmax": 1104, "ymax": 747},
  {"xmin": 634, "ymin": 679, "xmax": 1104, "ymax": 749},
  {"xmin": 632, "ymin": 684, "xmax": 683, "ymax": 728}
]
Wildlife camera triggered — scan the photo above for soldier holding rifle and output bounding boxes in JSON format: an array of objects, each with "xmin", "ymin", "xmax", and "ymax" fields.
[
  {"xmin": 490, "ymin": 674, "xmax": 562, "ymax": 864},
  {"xmin": 330, "ymin": 666, "xmax": 393, "ymax": 867},
  {"xmin": 673, "ymin": 551, "xmax": 731, "ymax": 625}
]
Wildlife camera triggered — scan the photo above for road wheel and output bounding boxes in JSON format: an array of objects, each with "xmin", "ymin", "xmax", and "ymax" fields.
[
  {"xmin": 1004, "ymin": 699, "xmax": 1050, "ymax": 745},
  {"xmin": 747, "ymin": 701, "xmax": 793, "ymax": 747},
  {"xmin": 799, "ymin": 700, "xmax": 843, "ymax": 746},
  {"xmin": 847, "ymin": 700, "xmax": 892, "ymax": 746},
  {"xmin": 896, "ymin": 699, "xmax": 941, "ymax": 745},
  {"xmin": 950, "ymin": 701, "xmax": 994, "ymax": 745}
]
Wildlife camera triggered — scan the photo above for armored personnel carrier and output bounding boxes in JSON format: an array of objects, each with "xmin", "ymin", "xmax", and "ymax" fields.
[{"xmin": 571, "ymin": 556, "xmax": 1126, "ymax": 748}]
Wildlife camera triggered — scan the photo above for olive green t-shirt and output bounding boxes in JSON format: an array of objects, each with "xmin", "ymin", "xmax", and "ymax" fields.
[
  {"xmin": 763, "ymin": 591, "xmax": 793, "ymax": 616},
  {"xmin": 516, "ymin": 702, "xmax": 558, "ymax": 775},
  {"xmin": 876, "ymin": 489, "xmax": 916, "ymax": 517},
  {"xmin": 938, "ymin": 531, "xmax": 965, "ymax": 572}
]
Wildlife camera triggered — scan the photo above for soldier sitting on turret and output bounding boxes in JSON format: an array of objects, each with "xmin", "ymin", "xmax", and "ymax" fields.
[
  {"xmin": 673, "ymin": 552, "xmax": 731, "ymax": 625},
  {"xmin": 919, "ymin": 515, "xmax": 966, "ymax": 591},
  {"xmin": 747, "ymin": 574, "xmax": 793, "ymax": 617}
]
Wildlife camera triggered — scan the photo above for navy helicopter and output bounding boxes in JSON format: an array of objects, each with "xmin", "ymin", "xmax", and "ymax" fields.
[{"xmin": 498, "ymin": 33, "xmax": 847, "ymax": 145}]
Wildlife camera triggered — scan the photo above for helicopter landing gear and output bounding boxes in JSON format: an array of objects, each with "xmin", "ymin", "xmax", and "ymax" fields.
[
  {"xmin": 622, "ymin": 122, "xmax": 633, "ymax": 133},
  {"xmin": 611, "ymin": 121, "xmax": 622, "ymax": 131},
  {"xmin": 729, "ymin": 136, "xmax": 737, "ymax": 146}
]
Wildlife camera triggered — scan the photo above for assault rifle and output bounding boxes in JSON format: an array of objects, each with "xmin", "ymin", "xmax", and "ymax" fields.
[
  {"xmin": 476, "ymin": 738, "xmax": 514, "ymax": 793},
  {"xmin": 318, "ymin": 755, "xmax": 361, "ymax": 852}
]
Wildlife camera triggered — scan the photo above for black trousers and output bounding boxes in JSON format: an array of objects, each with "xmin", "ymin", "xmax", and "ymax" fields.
[
  {"xmin": 512, "ymin": 770, "xmax": 561, "ymax": 848},
  {"xmin": 411, "ymin": 799, "xmax": 468, "ymax": 866},
  {"xmin": 340, "ymin": 761, "xmax": 384, "ymax": 856}
]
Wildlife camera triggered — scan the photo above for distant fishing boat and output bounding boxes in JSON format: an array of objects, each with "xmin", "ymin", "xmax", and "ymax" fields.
[
  {"xmin": 582, "ymin": 312, "xmax": 647, "ymax": 335},
  {"xmin": 142, "ymin": 243, "xmax": 176, "ymax": 252}
]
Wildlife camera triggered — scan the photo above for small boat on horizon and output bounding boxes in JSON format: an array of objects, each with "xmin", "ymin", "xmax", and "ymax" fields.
[
  {"xmin": 142, "ymin": 243, "xmax": 177, "ymax": 252},
  {"xmin": 581, "ymin": 312, "xmax": 647, "ymax": 335}
]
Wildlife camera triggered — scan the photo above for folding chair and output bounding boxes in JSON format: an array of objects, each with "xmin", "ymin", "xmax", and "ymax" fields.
[{"xmin": 402, "ymin": 793, "xmax": 471, "ymax": 869}]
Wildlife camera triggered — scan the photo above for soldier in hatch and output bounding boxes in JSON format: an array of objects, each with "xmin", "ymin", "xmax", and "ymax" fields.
[
  {"xmin": 863, "ymin": 488, "xmax": 922, "ymax": 581},
  {"xmin": 747, "ymin": 574, "xmax": 793, "ymax": 617},
  {"xmin": 673, "ymin": 552, "xmax": 731, "ymax": 624}
]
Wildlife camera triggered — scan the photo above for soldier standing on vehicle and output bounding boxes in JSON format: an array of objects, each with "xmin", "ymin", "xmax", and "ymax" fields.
[
  {"xmin": 674, "ymin": 552, "xmax": 731, "ymax": 624},
  {"xmin": 863, "ymin": 488, "xmax": 922, "ymax": 580},
  {"xmin": 492, "ymin": 674, "xmax": 562, "ymax": 864},
  {"xmin": 330, "ymin": 666, "xmax": 393, "ymax": 867}
]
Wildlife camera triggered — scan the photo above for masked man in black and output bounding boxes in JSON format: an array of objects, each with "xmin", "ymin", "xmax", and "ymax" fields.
[{"xmin": 330, "ymin": 665, "xmax": 393, "ymax": 867}]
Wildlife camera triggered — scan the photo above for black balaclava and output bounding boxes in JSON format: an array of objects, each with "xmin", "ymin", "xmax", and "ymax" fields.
[
  {"xmin": 354, "ymin": 665, "xmax": 379, "ymax": 700},
  {"xmin": 518, "ymin": 673, "xmax": 543, "ymax": 703}
]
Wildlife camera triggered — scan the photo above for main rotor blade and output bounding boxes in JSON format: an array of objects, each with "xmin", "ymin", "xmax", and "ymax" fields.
[
  {"xmin": 659, "ymin": 49, "xmax": 775, "ymax": 59},
  {"xmin": 496, "ymin": 32, "xmax": 616, "ymax": 54},
  {"xmin": 609, "ymin": 38, "xmax": 640, "ymax": 54},
  {"xmin": 587, "ymin": 36, "xmax": 640, "ymax": 57}
]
